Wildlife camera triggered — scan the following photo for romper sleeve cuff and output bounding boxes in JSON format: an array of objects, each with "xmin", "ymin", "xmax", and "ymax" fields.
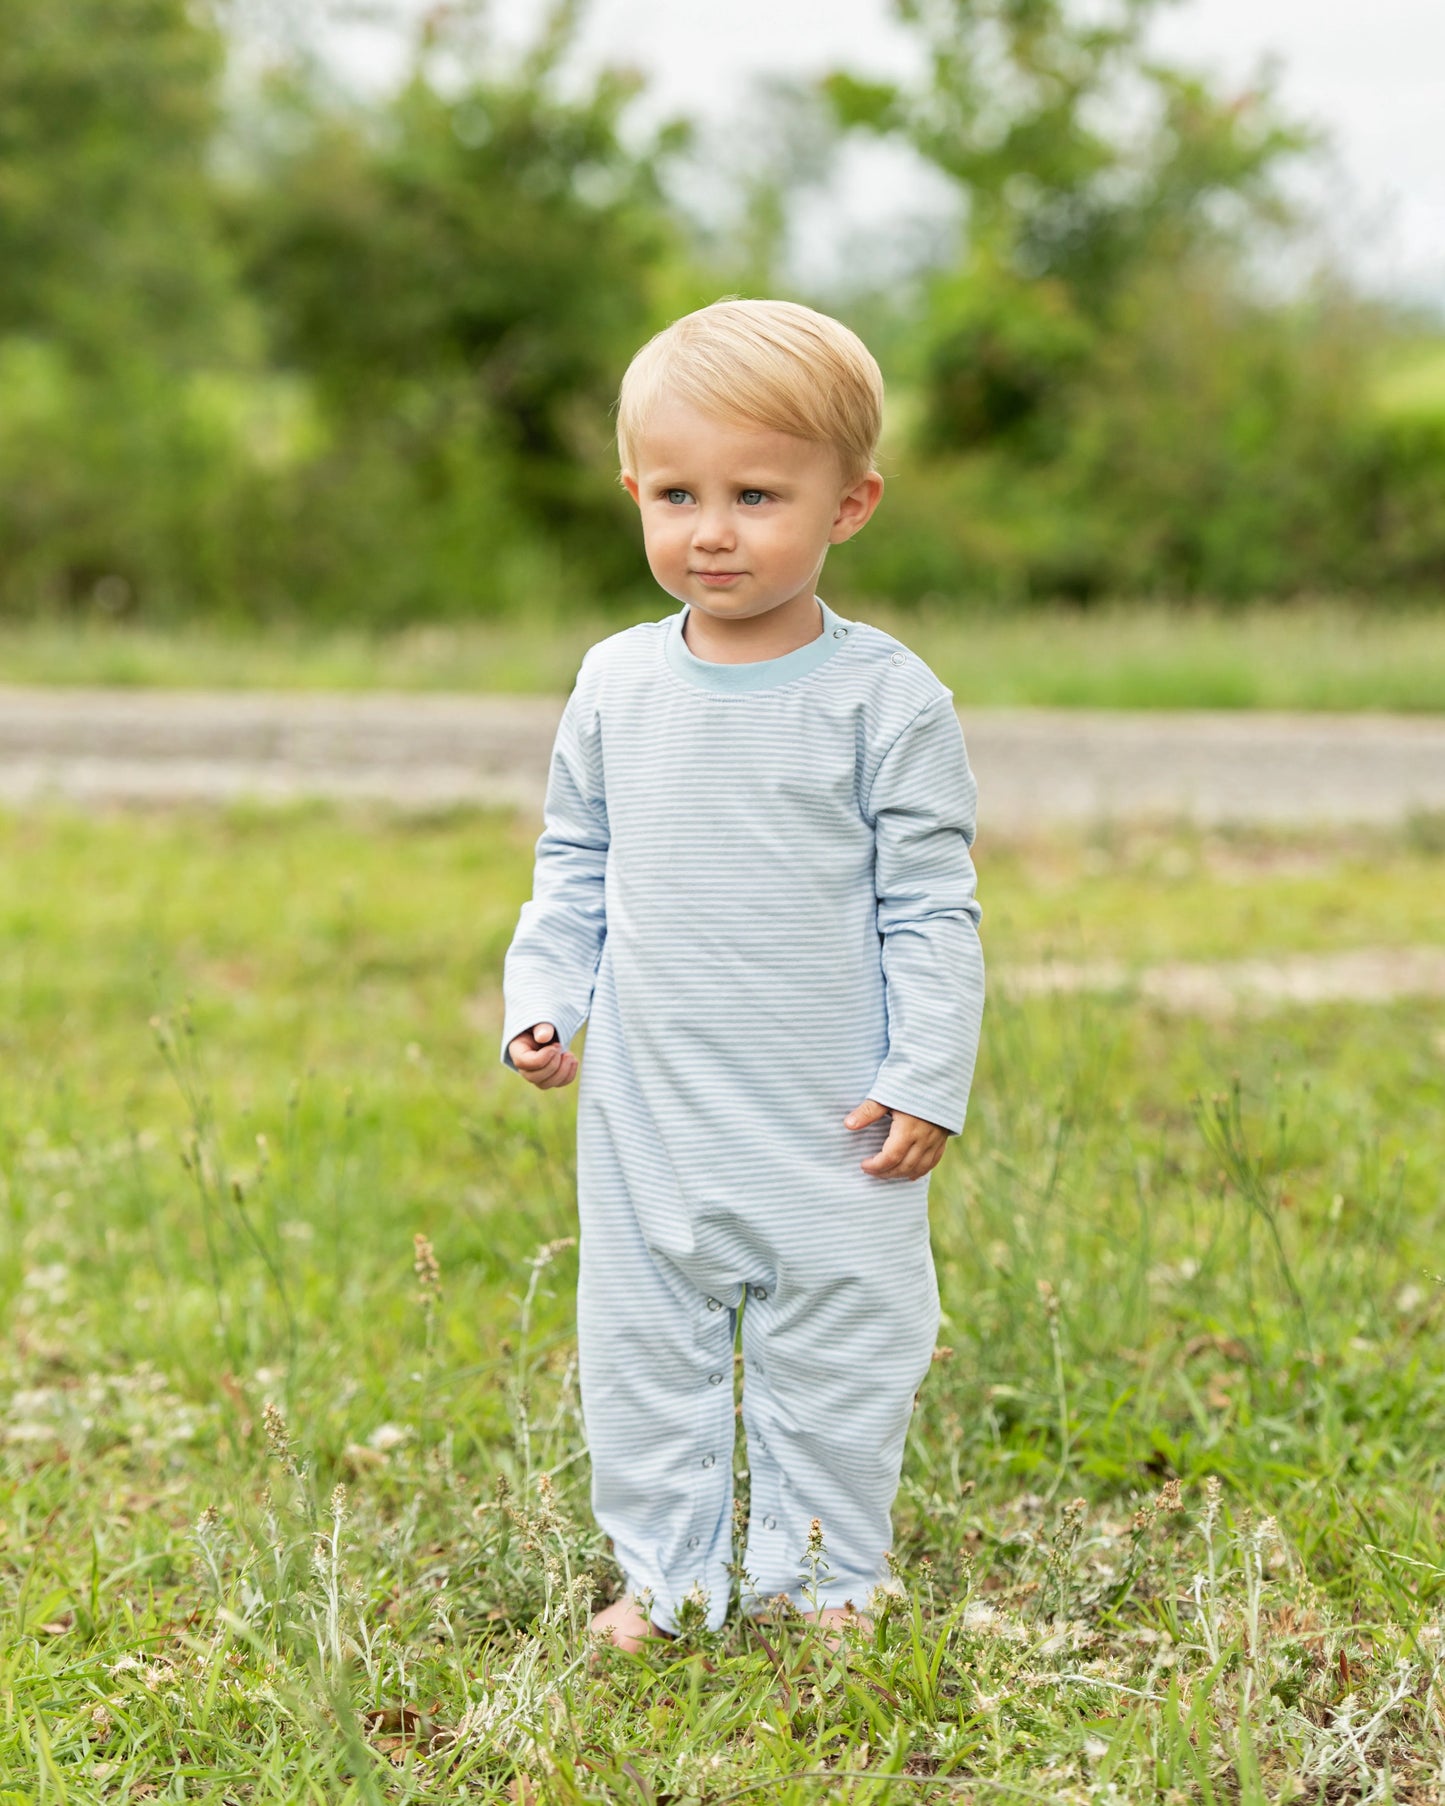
[{"xmin": 865, "ymin": 1075, "xmax": 965, "ymax": 1139}]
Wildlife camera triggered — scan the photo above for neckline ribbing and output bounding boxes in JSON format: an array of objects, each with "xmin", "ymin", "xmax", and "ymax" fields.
[{"xmin": 664, "ymin": 597, "xmax": 852, "ymax": 692}]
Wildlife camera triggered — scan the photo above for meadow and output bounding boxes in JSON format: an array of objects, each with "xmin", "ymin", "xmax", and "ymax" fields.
[
  {"xmin": 4, "ymin": 599, "xmax": 1445, "ymax": 712},
  {"xmin": 2, "ymin": 802, "xmax": 1444, "ymax": 1803}
]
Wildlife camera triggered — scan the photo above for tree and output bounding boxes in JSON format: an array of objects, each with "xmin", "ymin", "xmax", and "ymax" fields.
[
  {"xmin": 829, "ymin": 0, "xmax": 1312, "ymax": 453},
  {"xmin": 230, "ymin": 7, "xmax": 688, "ymax": 602},
  {"xmin": 0, "ymin": 0, "xmax": 234, "ymax": 365},
  {"xmin": 823, "ymin": 0, "xmax": 1390, "ymax": 599},
  {"xmin": 0, "ymin": 0, "xmax": 262, "ymax": 615}
]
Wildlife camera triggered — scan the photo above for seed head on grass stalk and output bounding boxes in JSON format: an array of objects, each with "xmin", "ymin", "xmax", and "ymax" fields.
[
  {"xmin": 413, "ymin": 1232, "xmax": 441, "ymax": 1300},
  {"xmin": 414, "ymin": 1232, "xmax": 442, "ymax": 1359},
  {"xmin": 1036, "ymin": 1496, "xmax": 1090, "ymax": 1624},
  {"xmin": 1193, "ymin": 1475, "xmax": 1225, "ymax": 1665},
  {"xmin": 510, "ymin": 1238, "xmax": 577, "ymax": 1494},
  {"xmin": 727, "ymin": 1496, "xmax": 760, "ymax": 1619},
  {"xmin": 1036, "ymin": 1278, "xmax": 1074, "ymax": 1500},
  {"xmin": 1240, "ymin": 1512, "xmax": 1281, "ymax": 1715},
  {"xmin": 191, "ymin": 1503, "xmax": 230, "ymax": 1606},
  {"xmin": 311, "ymin": 1482, "xmax": 349, "ymax": 1678},
  {"xmin": 1102, "ymin": 1480, "xmax": 1185, "ymax": 1626},
  {"xmin": 262, "ymin": 1400, "xmax": 301, "ymax": 1477},
  {"xmin": 800, "ymin": 1517, "xmax": 837, "ymax": 1622}
]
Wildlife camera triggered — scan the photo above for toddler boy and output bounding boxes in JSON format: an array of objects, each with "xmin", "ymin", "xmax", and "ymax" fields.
[{"xmin": 502, "ymin": 298, "xmax": 985, "ymax": 1651}]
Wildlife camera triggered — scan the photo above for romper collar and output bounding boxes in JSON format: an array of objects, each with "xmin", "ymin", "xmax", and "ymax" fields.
[{"xmin": 663, "ymin": 597, "xmax": 852, "ymax": 693}]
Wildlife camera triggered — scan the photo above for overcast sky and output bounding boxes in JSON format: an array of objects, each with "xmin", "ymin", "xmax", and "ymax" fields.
[{"xmin": 326, "ymin": 0, "xmax": 1445, "ymax": 305}]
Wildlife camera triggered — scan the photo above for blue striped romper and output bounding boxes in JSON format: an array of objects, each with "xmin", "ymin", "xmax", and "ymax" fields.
[{"xmin": 501, "ymin": 597, "xmax": 985, "ymax": 1631}]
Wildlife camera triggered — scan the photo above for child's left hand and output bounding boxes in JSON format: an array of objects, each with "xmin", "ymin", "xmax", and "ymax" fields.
[{"xmin": 844, "ymin": 1099, "xmax": 948, "ymax": 1179}]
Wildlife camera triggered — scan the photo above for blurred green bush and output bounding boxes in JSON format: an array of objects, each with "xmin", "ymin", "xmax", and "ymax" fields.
[{"xmin": 0, "ymin": 0, "xmax": 1441, "ymax": 625}]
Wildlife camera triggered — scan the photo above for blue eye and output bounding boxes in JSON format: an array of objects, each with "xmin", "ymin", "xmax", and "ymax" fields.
[
  {"xmin": 740, "ymin": 489, "xmax": 766, "ymax": 505},
  {"xmin": 663, "ymin": 488, "xmax": 692, "ymax": 505}
]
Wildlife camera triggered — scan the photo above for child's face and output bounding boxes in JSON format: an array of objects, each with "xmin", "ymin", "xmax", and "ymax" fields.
[{"xmin": 621, "ymin": 396, "xmax": 882, "ymax": 627}]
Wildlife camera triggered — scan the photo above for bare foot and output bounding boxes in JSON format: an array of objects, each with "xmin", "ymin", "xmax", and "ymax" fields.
[{"xmin": 589, "ymin": 1596, "xmax": 671, "ymax": 1655}]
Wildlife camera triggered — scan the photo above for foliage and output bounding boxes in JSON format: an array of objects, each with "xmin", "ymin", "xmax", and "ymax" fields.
[
  {"xmin": 0, "ymin": 0, "xmax": 260, "ymax": 616},
  {"xmin": 849, "ymin": 272, "xmax": 1388, "ymax": 602},
  {"xmin": 3, "ymin": 805, "xmax": 1445, "ymax": 1795},
  {"xmin": 228, "ymin": 15, "xmax": 688, "ymax": 617},
  {"xmin": 0, "ymin": 0, "xmax": 1442, "ymax": 620},
  {"xmin": 0, "ymin": 0, "xmax": 232, "ymax": 360},
  {"xmin": 827, "ymin": 0, "xmax": 1445, "ymax": 600},
  {"xmin": 827, "ymin": 0, "xmax": 1312, "ymax": 441},
  {"xmin": 0, "ymin": 2, "xmax": 682, "ymax": 624}
]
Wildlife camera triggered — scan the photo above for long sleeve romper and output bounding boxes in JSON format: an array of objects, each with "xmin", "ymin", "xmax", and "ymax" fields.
[{"xmin": 501, "ymin": 597, "xmax": 985, "ymax": 1631}]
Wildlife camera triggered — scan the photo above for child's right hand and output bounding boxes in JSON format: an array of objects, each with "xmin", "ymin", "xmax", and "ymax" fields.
[{"xmin": 508, "ymin": 1022, "xmax": 578, "ymax": 1090}]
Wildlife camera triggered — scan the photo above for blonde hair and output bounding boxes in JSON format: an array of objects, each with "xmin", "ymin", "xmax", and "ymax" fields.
[{"xmin": 616, "ymin": 298, "xmax": 883, "ymax": 483}]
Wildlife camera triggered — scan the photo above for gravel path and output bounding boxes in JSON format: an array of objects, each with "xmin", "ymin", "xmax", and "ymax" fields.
[{"xmin": 3, "ymin": 687, "xmax": 1445, "ymax": 829}]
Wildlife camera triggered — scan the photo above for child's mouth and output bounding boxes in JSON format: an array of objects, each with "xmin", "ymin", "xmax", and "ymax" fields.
[{"xmin": 694, "ymin": 571, "xmax": 745, "ymax": 587}]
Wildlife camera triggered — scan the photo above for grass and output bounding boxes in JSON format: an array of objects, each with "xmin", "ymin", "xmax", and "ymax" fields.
[
  {"xmin": 3, "ymin": 804, "xmax": 1445, "ymax": 1800},
  {"xmin": 1374, "ymin": 339, "xmax": 1445, "ymax": 422},
  {"xmin": 3, "ymin": 597, "xmax": 1445, "ymax": 710}
]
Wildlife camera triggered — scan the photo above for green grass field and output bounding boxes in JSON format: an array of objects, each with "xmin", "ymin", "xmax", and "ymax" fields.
[
  {"xmin": 3, "ymin": 805, "xmax": 1444, "ymax": 1801},
  {"xmin": 3, "ymin": 598, "xmax": 1445, "ymax": 711}
]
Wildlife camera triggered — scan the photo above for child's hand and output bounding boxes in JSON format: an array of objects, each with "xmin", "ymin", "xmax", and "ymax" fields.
[
  {"xmin": 509, "ymin": 1023, "xmax": 578, "ymax": 1090},
  {"xmin": 844, "ymin": 1099, "xmax": 948, "ymax": 1179}
]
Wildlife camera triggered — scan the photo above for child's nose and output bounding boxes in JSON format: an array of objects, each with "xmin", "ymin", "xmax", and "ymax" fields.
[{"xmin": 692, "ymin": 510, "xmax": 735, "ymax": 551}]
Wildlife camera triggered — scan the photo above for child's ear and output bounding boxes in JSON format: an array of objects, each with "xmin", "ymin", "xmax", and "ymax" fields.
[
  {"xmin": 621, "ymin": 471, "xmax": 641, "ymax": 505},
  {"xmin": 830, "ymin": 471, "xmax": 884, "ymax": 544}
]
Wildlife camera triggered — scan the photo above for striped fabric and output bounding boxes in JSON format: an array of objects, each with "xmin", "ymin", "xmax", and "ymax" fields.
[{"xmin": 502, "ymin": 597, "xmax": 985, "ymax": 1630}]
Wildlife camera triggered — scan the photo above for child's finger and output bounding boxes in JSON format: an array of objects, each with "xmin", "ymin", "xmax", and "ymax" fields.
[
  {"xmin": 844, "ymin": 1098, "xmax": 889, "ymax": 1131},
  {"xmin": 865, "ymin": 1122, "xmax": 945, "ymax": 1179},
  {"xmin": 537, "ymin": 1051, "xmax": 578, "ymax": 1089},
  {"xmin": 861, "ymin": 1119, "xmax": 911, "ymax": 1175}
]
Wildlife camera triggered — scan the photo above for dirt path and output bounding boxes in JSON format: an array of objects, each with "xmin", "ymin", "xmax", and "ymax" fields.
[{"xmin": 3, "ymin": 687, "xmax": 1445, "ymax": 829}]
